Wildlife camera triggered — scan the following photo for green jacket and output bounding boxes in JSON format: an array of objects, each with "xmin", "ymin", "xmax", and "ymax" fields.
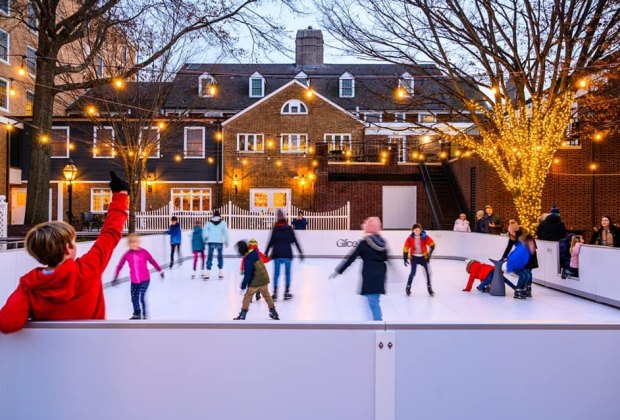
[{"xmin": 241, "ymin": 249, "xmax": 270, "ymax": 289}]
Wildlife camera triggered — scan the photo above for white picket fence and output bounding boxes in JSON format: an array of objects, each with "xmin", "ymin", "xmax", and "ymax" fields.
[{"xmin": 127, "ymin": 201, "xmax": 350, "ymax": 232}]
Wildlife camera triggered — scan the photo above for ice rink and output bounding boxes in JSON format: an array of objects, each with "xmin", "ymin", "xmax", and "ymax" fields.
[{"xmin": 104, "ymin": 257, "xmax": 620, "ymax": 323}]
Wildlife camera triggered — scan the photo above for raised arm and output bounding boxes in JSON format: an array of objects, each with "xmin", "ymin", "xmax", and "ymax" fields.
[
  {"xmin": 336, "ymin": 242, "xmax": 363, "ymax": 275},
  {"xmin": 0, "ymin": 283, "xmax": 32, "ymax": 334}
]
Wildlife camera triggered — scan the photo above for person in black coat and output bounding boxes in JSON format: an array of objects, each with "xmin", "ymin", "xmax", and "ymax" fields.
[
  {"xmin": 589, "ymin": 216, "xmax": 620, "ymax": 247},
  {"xmin": 265, "ymin": 209, "xmax": 304, "ymax": 301},
  {"xmin": 329, "ymin": 217, "xmax": 388, "ymax": 321},
  {"xmin": 536, "ymin": 207, "xmax": 567, "ymax": 241}
]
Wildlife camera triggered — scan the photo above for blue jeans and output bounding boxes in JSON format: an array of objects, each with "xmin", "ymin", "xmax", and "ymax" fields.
[
  {"xmin": 407, "ymin": 256, "xmax": 431, "ymax": 286},
  {"xmin": 477, "ymin": 271, "xmax": 516, "ymax": 290},
  {"xmin": 206, "ymin": 243, "xmax": 224, "ymax": 270},
  {"xmin": 130, "ymin": 281, "xmax": 150, "ymax": 315},
  {"xmin": 365, "ymin": 294, "xmax": 383, "ymax": 321},
  {"xmin": 515, "ymin": 269, "xmax": 528, "ymax": 290},
  {"xmin": 273, "ymin": 258, "xmax": 292, "ymax": 289},
  {"xmin": 524, "ymin": 269, "xmax": 533, "ymax": 287}
]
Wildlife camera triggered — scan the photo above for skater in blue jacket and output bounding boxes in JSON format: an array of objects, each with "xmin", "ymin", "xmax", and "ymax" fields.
[{"xmin": 164, "ymin": 216, "xmax": 182, "ymax": 268}]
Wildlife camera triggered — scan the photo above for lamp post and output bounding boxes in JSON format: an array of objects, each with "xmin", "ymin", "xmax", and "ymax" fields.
[{"xmin": 63, "ymin": 160, "xmax": 78, "ymax": 217}]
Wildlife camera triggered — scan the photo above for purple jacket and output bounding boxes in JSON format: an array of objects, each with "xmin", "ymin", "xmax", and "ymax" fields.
[{"xmin": 114, "ymin": 248, "xmax": 162, "ymax": 283}]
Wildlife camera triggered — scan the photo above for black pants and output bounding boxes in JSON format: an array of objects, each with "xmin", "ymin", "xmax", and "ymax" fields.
[
  {"xmin": 407, "ymin": 256, "xmax": 431, "ymax": 287},
  {"xmin": 170, "ymin": 243, "xmax": 181, "ymax": 265},
  {"xmin": 130, "ymin": 281, "xmax": 150, "ymax": 315}
]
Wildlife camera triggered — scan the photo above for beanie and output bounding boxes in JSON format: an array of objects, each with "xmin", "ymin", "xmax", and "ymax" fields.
[{"xmin": 363, "ymin": 217, "xmax": 382, "ymax": 234}]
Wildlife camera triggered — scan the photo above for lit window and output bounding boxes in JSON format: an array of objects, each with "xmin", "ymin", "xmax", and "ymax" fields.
[
  {"xmin": 26, "ymin": 91, "xmax": 34, "ymax": 115},
  {"xmin": 184, "ymin": 127, "xmax": 205, "ymax": 158},
  {"xmin": 198, "ymin": 73, "xmax": 216, "ymax": 98},
  {"xmin": 237, "ymin": 133, "xmax": 264, "ymax": 153},
  {"xmin": 419, "ymin": 114, "xmax": 437, "ymax": 124},
  {"xmin": 281, "ymin": 99, "xmax": 308, "ymax": 115},
  {"xmin": 399, "ymin": 73, "xmax": 414, "ymax": 95},
  {"xmin": 339, "ymin": 73, "xmax": 355, "ymax": 98},
  {"xmin": 324, "ymin": 134, "xmax": 351, "ymax": 152},
  {"xmin": 250, "ymin": 188, "xmax": 290, "ymax": 212},
  {"xmin": 51, "ymin": 127, "xmax": 70, "ymax": 158},
  {"xmin": 394, "ymin": 113, "xmax": 407, "ymax": 123},
  {"xmin": 91, "ymin": 188, "xmax": 112, "ymax": 213},
  {"xmin": 0, "ymin": 29, "xmax": 8, "ymax": 63},
  {"xmin": 171, "ymin": 188, "xmax": 211, "ymax": 212},
  {"xmin": 26, "ymin": 46, "xmax": 37, "ymax": 75},
  {"xmin": 139, "ymin": 127, "xmax": 160, "ymax": 158},
  {"xmin": 249, "ymin": 72, "xmax": 264, "ymax": 97},
  {"xmin": 0, "ymin": 78, "xmax": 8, "ymax": 111},
  {"xmin": 94, "ymin": 127, "xmax": 115, "ymax": 158},
  {"xmin": 280, "ymin": 133, "xmax": 308, "ymax": 154}
]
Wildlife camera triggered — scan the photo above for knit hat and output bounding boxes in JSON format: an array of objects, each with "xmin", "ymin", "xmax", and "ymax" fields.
[
  {"xmin": 248, "ymin": 238, "xmax": 259, "ymax": 249},
  {"xmin": 276, "ymin": 209, "xmax": 286, "ymax": 222},
  {"xmin": 363, "ymin": 217, "xmax": 382, "ymax": 234},
  {"xmin": 550, "ymin": 206, "xmax": 560, "ymax": 215}
]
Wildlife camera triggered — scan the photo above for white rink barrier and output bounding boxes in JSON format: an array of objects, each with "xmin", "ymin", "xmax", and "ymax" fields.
[{"xmin": 1, "ymin": 230, "xmax": 619, "ymax": 308}]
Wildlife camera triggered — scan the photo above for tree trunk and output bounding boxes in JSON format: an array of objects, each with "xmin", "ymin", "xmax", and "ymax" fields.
[
  {"xmin": 513, "ymin": 190, "xmax": 543, "ymax": 236},
  {"xmin": 25, "ymin": 58, "xmax": 57, "ymax": 225},
  {"xmin": 125, "ymin": 162, "xmax": 144, "ymax": 233}
]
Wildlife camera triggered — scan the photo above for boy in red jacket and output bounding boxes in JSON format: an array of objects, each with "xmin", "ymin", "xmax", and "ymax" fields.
[
  {"xmin": 0, "ymin": 171, "xmax": 129, "ymax": 334},
  {"xmin": 403, "ymin": 223, "xmax": 436, "ymax": 296},
  {"xmin": 463, "ymin": 259, "xmax": 517, "ymax": 292}
]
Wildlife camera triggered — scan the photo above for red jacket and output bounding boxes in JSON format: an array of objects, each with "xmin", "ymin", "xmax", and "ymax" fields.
[
  {"xmin": 463, "ymin": 261, "xmax": 495, "ymax": 291},
  {"xmin": 403, "ymin": 233, "xmax": 435, "ymax": 259},
  {"xmin": 0, "ymin": 193, "xmax": 128, "ymax": 334}
]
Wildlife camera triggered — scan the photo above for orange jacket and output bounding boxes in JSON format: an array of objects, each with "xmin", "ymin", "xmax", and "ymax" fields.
[{"xmin": 403, "ymin": 232, "xmax": 435, "ymax": 259}]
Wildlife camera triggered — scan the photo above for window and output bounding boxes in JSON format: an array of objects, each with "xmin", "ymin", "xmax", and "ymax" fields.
[
  {"xmin": 0, "ymin": 29, "xmax": 9, "ymax": 63},
  {"xmin": 281, "ymin": 99, "xmax": 308, "ymax": 115},
  {"xmin": 295, "ymin": 71, "xmax": 309, "ymax": 86},
  {"xmin": 0, "ymin": 0, "xmax": 8, "ymax": 15},
  {"xmin": 249, "ymin": 72, "xmax": 264, "ymax": 97},
  {"xmin": 51, "ymin": 127, "xmax": 69, "ymax": 158},
  {"xmin": 0, "ymin": 78, "xmax": 8, "ymax": 111},
  {"xmin": 26, "ymin": 91, "xmax": 34, "ymax": 115},
  {"xmin": 339, "ymin": 73, "xmax": 355, "ymax": 98},
  {"xmin": 280, "ymin": 134, "xmax": 308, "ymax": 154},
  {"xmin": 324, "ymin": 134, "xmax": 351, "ymax": 152},
  {"xmin": 364, "ymin": 112, "xmax": 382, "ymax": 123},
  {"xmin": 27, "ymin": 3, "xmax": 38, "ymax": 30},
  {"xmin": 392, "ymin": 137, "xmax": 407, "ymax": 162},
  {"xmin": 198, "ymin": 73, "xmax": 216, "ymax": 97},
  {"xmin": 394, "ymin": 112, "xmax": 407, "ymax": 123},
  {"xmin": 139, "ymin": 127, "xmax": 160, "ymax": 158},
  {"xmin": 184, "ymin": 127, "xmax": 205, "ymax": 158},
  {"xmin": 91, "ymin": 188, "xmax": 112, "ymax": 213},
  {"xmin": 237, "ymin": 133, "xmax": 264, "ymax": 153},
  {"xmin": 93, "ymin": 127, "xmax": 115, "ymax": 158},
  {"xmin": 121, "ymin": 46, "xmax": 128, "ymax": 66},
  {"xmin": 399, "ymin": 73, "xmax": 414, "ymax": 95},
  {"xmin": 171, "ymin": 188, "xmax": 211, "ymax": 212},
  {"xmin": 26, "ymin": 46, "xmax": 36, "ymax": 75},
  {"xmin": 419, "ymin": 114, "xmax": 437, "ymax": 124},
  {"xmin": 96, "ymin": 56, "xmax": 104, "ymax": 78},
  {"xmin": 250, "ymin": 188, "xmax": 290, "ymax": 212}
]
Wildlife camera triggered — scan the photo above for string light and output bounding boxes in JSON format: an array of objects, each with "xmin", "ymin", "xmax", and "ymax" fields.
[
  {"xmin": 578, "ymin": 78, "xmax": 588, "ymax": 89},
  {"xmin": 9, "ymin": 81, "xmax": 15, "ymax": 97},
  {"xmin": 175, "ymin": 154, "xmax": 182, "ymax": 162},
  {"xmin": 207, "ymin": 156, "xmax": 214, "ymax": 164},
  {"xmin": 40, "ymin": 135, "xmax": 48, "ymax": 143},
  {"xmin": 113, "ymin": 78, "xmax": 124, "ymax": 89},
  {"xmin": 396, "ymin": 87, "xmax": 406, "ymax": 98},
  {"xmin": 69, "ymin": 143, "xmax": 75, "ymax": 151},
  {"xmin": 242, "ymin": 158, "xmax": 247, "ymax": 165},
  {"xmin": 589, "ymin": 162, "xmax": 598, "ymax": 171},
  {"xmin": 312, "ymin": 160, "xmax": 318, "ymax": 167},
  {"xmin": 594, "ymin": 132, "xmax": 603, "ymax": 141},
  {"xmin": 308, "ymin": 173, "xmax": 315, "ymax": 181},
  {"xmin": 208, "ymin": 83, "xmax": 217, "ymax": 96},
  {"xmin": 306, "ymin": 88, "xmax": 314, "ymax": 98},
  {"xmin": 439, "ymin": 151, "xmax": 447, "ymax": 159},
  {"xmin": 215, "ymin": 131, "xmax": 222, "ymax": 141},
  {"xmin": 87, "ymin": 106, "xmax": 97, "ymax": 115},
  {"xmin": 275, "ymin": 160, "xmax": 282, "ymax": 167},
  {"xmin": 158, "ymin": 121, "xmax": 166, "ymax": 130},
  {"xmin": 553, "ymin": 158, "xmax": 560, "ymax": 164},
  {"xmin": 18, "ymin": 60, "xmax": 26, "ymax": 76}
]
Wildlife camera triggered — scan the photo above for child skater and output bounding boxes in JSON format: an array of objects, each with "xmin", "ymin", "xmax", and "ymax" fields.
[
  {"xmin": 191, "ymin": 220, "xmax": 206, "ymax": 279},
  {"xmin": 233, "ymin": 240, "xmax": 279, "ymax": 321},
  {"xmin": 165, "ymin": 216, "xmax": 182, "ymax": 268},
  {"xmin": 112, "ymin": 234, "xmax": 164, "ymax": 319},
  {"xmin": 463, "ymin": 259, "xmax": 516, "ymax": 292},
  {"xmin": 0, "ymin": 171, "xmax": 129, "ymax": 334},
  {"xmin": 569, "ymin": 235, "xmax": 584, "ymax": 277},
  {"xmin": 329, "ymin": 217, "xmax": 388, "ymax": 321},
  {"xmin": 507, "ymin": 231, "xmax": 533, "ymax": 300},
  {"xmin": 403, "ymin": 223, "xmax": 436, "ymax": 296},
  {"xmin": 240, "ymin": 239, "xmax": 270, "ymax": 302}
]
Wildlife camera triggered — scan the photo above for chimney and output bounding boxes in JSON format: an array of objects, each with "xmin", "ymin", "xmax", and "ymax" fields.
[{"xmin": 295, "ymin": 27, "xmax": 324, "ymax": 66}]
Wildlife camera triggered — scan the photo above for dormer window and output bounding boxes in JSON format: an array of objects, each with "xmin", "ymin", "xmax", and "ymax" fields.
[
  {"xmin": 295, "ymin": 71, "xmax": 309, "ymax": 86},
  {"xmin": 281, "ymin": 99, "xmax": 308, "ymax": 115},
  {"xmin": 339, "ymin": 72, "xmax": 355, "ymax": 98},
  {"xmin": 399, "ymin": 72, "xmax": 415, "ymax": 96},
  {"xmin": 199, "ymin": 73, "xmax": 217, "ymax": 98},
  {"xmin": 249, "ymin": 72, "xmax": 265, "ymax": 98}
]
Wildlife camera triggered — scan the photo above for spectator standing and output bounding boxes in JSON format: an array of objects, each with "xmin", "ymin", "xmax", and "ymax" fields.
[
  {"xmin": 292, "ymin": 211, "xmax": 308, "ymax": 230},
  {"xmin": 483, "ymin": 205, "xmax": 502, "ymax": 234},
  {"xmin": 536, "ymin": 206, "xmax": 567, "ymax": 241},
  {"xmin": 453, "ymin": 213, "xmax": 471, "ymax": 232},
  {"xmin": 474, "ymin": 210, "xmax": 488, "ymax": 233},
  {"xmin": 590, "ymin": 216, "xmax": 620, "ymax": 247}
]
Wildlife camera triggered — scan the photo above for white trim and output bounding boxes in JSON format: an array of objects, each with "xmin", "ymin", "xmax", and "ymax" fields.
[
  {"xmin": 198, "ymin": 73, "xmax": 216, "ymax": 98},
  {"xmin": 236, "ymin": 133, "xmax": 265, "ymax": 153},
  {"xmin": 57, "ymin": 183, "xmax": 63, "ymax": 221},
  {"xmin": 280, "ymin": 133, "xmax": 308, "ymax": 154},
  {"xmin": 249, "ymin": 72, "xmax": 265, "ymax": 98},
  {"xmin": 139, "ymin": 126, "xmax": 160, "ymax": 159},
  {"xmin": 339, "ymin": 72, "xmax": 355, "ymax": 98},
  {"xmin": 418, "ymin": 113, "xmax": 437, "ymax": 124},
  {"xmin": 364, "ymin": 112, "xmax": 383, "ymax": 123},
  {"xmin": 25, "ymin": 90, "xmax": 35, "ymax": 115},
  {"xmin": 183, "ymin": 126, "xmax": 206, "ymax": 158},
  {"xmin": 47, "ymin": 180, "xmax": 219, "ymax": 184},
  {"xmin": 249, "ymin": 188, "xmax": 292, "ymax": 212},
  {"xmin": 281, "ymin": 99, "xmax": 308, "ymax": 115},
  {"xmin": 222, "ymin": 80, "xmax": 364, "ymax": 127},
  {"xmin": 95, "ymin": 55, "xmax": 104, "ymax": 78},
  {"xmin": 294, "ymin": 71, "xmax": 309, "ymax": 86},
  {"xmin": 170, "ymin": 188, "xmax": 212, "ymax": 212},
  {"xmin": 93, "ymin": 126, "xmax": 115, "ymax": 158},
  {"xmin": 324, "ymin": 133, "xmax": 352, "ymax": 152},
  {"xmin": 27, "ymin": 3, "xmax": 38, "ymax": 33},
  {"xmin": 0, "ymin": 28, "xmax": 10, "ymax": 65},
  {"xmin": 399, "ymin": 72, "xmax": 414, "ymax": 96},
  {"xmin": 50, "ymin": 126, "xmax": 70, "ymax": 158},
  {"xmin": 26, "ymin": 45, "xmax": 37, "ymax": 77},
  {"xmin": 48, "ymin": 188, "xmax": 52, "ymax": 222},
  {"xmin": 0, "ymin": 77, "xmax": 9, "ymax": 112},
  {"xmin": 90, "ymin": 187, "xmax": 112, "ymax": 213}
]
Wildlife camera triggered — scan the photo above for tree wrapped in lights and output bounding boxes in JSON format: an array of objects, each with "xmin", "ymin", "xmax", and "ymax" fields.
[{"xmin": 319, "ymin": 0, "xmax": 620, "ymax": 231}]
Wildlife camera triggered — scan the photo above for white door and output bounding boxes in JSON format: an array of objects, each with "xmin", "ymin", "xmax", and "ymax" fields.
[
  {"xmin": 382, "ymin": 186, "xmax": 416, "ymax": 229},
  {"xmin": 10, "ymin": 188, "xmax": 27, "ymax": 225}
]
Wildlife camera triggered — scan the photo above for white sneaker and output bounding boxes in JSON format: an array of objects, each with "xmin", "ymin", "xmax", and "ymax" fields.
[{"xmin": 218, "ymin": 270, "xmax": 224, "ymax": 279}]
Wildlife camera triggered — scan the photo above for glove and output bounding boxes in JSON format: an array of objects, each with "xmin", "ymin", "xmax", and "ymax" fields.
[
  {"xmin": 160, "ymin": 272, "xmax": 165, "ymax": 279},
  {"xmin": 403, "ymin": 253, "xmax": 409, "ymax": 266},
  {"xmin": 109, "ymin": 171, "xmax": 130, "ymax": 193},
  {"xmin": 328, "ymin": 272, "xmax": 339, "ymax": 280},
  {"xmin": 299, "ymin": 254, "xmax": 305, "ymax": 262},
  {"xmin": 111, "ymin": 278, "xmax": 119, "ymax": 287},
  {"xmin": 403, "ymin": 258, "xmax": 409, "ymax": 267}
]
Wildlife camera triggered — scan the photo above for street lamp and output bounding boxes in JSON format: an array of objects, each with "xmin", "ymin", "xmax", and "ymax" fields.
[{"xmin": 63, "ymin": 160, "xmax": 78, "ymax": 217}]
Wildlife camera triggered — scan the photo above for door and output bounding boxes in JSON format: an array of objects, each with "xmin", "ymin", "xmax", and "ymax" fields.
[
  {"xmin": 10, "ymin": 188, "xmax": 27, "ymax": 225},
  {"xmin": 382, "ymin": 186, "xmax": 416, "ymax": 229}
]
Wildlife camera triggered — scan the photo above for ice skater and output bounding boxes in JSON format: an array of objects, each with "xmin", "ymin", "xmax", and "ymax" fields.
[
  {"xmin": 501, "ymin": 221, "xmax": 537, "ymax": 297},
  {"xmin": 403, "ymin": 223, "xmax": 435, "ymax": 296},
  {"xmin": 505, "ymin": 231, "xmax": 532, "ymax": 300},
  {"xmin": 233, "ymin": 240, "xmax": 279, "ymax": 321},
  {"xmin": 203, "ymin": 210, "xmax": 229, "ymax": 279},
  {"xmin": 329, "ymin": 217, "xmax": 388, "ymax": 321},
  {"xmin": 164, "ymin": 216, "xmax": 182, "ymax": 268},
  {"xmin": 191, "ymin": 220, "xmax": 206, "ymax": 279},
  {"xmin": 463, "ymin": 259, "xmax": 515, "ymax": 292},
  {"xmin": 240, "ymin": 239, "xmax": 270, "ymax": 302},
  {"xmin": 112, "ymin": 234, "xmax": 164, "ymax": 319}
]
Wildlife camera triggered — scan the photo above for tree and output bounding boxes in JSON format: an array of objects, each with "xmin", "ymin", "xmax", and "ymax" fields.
[
  {"xmin": 5, "ymin": 0, "xmax": 290, "ymax": 225},
  {"xmin": 318, "ymin": 0, "xmax": 620, "ymax": 231}
]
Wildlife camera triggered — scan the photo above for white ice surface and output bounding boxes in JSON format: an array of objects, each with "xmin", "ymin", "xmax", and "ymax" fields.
[{"xmin": 104, "ymin": 257, "xmax": 620, "ymax": 323}]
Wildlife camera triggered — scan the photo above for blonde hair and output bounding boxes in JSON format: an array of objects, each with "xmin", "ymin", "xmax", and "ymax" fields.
[
  {"xmin": 476, "ymin": 210, "xmax": 484, "ymax": 218},
  {"xmin": 570, "ymin": 236, "xmax": 581, "ymax": 253},
  {"xmin": 25, "ymin": 221, "xmax": 76, "ymax": 267}
]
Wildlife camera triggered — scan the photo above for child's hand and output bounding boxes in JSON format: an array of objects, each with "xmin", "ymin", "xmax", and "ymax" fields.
[
  {"xmin": 109, "ymin": 171, "xmax": 130, "ymax": 193},
  {"xmin": 328, "ymin": 272, "xmax": 339, "ymax": 280},
  {"xmin": 160, "ymin": 272, "xmax": 165, "ymax": 279},
  {"xmin": 111, "ymin": 278, "xmax": 119, "ymax": 287}
]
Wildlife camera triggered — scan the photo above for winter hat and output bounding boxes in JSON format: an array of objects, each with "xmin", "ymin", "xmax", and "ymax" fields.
[
  {"xmin": 550, "ymin": 206, "xmax": 560, "ymax": 215},
  {"xmin": 363, "ymin": 217, "xmax": 382, "ymax": 234},
  {"xmin": 276, "ymin": 209, "xmax": 286, "ymax": 222},
  {"xmin": 465, "ymin": 259, "xmax": 476, "ymax": 273},
  {"xmin": 235, "ymin": 240, "xmax": 249, "ymax": 256}
]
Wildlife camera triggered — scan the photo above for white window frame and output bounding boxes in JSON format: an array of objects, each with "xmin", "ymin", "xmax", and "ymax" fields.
[
  {"xmin": 419, "ymin": 113, "xmax": 437, "ymax": 124},
  {"xmin": 121, "ymin": 46, "xmax": 128, "ymax": 66},
  {"xmin": 295, "ymin": 71, "xmax": 309, "ymax": 86},
  {"xmin": 171, "ymin": 188, "xmax": 212, "ymax": 212},
  {"xmin": 394, "ymin": 112, "xmax": 407, "ymax": 123},
  {"xmin": 0, "ymin": 29, "xmax": 9, "ymax": 64},
  {"xmin": 391, "ymin": 136, "xmax": 407, "ymax": 162},
  {"xmin": 26, "ymin": 46, "xmax": 36, "ymax": 76},
  {"xmin": 27, "ymin": 3, "xmax": 38, "ymax": 32},
  {"xmin": 249, "ymin": 188, "xmax": 291, "ymax": 213},
  {"xmin": 399, "ymin": 72, "xmax": 415, "ymax": 95},
  {"xmin": 324, "ymin": 133, "xmax": 352, "ymax": 152},
  {"xmin": 339, "ymin": 73, "xmax": 355, "ymax": 98},
  {"xmin": 50, "ymin": 126, "xmax": 70, "ymax": 158},
  {"xmin": 198, "ymin": 73, "xmax": 216, "ymax": 98},
  {"xmin": 280, "ymin": 133, "xmax": 308, "ymax": 154},
  {"xmin": 90, "ymin": 188, "xmax": 113, "ymax": 214},
  {"xmin": 93, "ymin": 126, "xmax": 115, "ymax": 159},
  {"xmin": 364, "ymin": 112, "xmax": 383, "ymax": 123},
  {"xmin": 281, "ymin": 99, "xmax": 308, "ymax": 115},
  {"xmin": 249, "ymin": 72, "xmax": 265, "ymax": 98},
  {"xmin": 183, "ymin": 126, "xmax": 206, "ymax": 158},
  {"xmin": 95, "ymin": 55, "xmax": 104, "ymax": 78},
  {"xmin": 0, "ymin": 77, "xmax": 9, "ymax": 112},
  {"xmin": 139, "ymin": 126, "xmax": 160, "ymax": 159},
  {"xmin": 237, "ymin": 133, "xmax": 265, "ymax": 153},
  {"xmin": 0, "ymin": 0, "xmax": 9, "ymax": 16}
]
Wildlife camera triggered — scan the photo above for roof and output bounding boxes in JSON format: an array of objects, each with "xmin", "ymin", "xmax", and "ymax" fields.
[
  {"xmin": 164, "ymin": 63, "xmax": 470, "ymax": 112},
  {"xmin": 66, "ymin": 82, "xmax": 173, "ymax": 115}
]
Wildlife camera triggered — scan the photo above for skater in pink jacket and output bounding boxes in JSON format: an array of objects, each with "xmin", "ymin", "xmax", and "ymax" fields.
[{"xmin": 113, "ymin": 234, "xmax": 164, "ymax": 319}]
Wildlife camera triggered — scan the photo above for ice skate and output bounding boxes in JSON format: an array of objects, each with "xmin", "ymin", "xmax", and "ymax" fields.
[
  {"xmin": 191, "ymin": 271, "xmax": 196, "ymax": 279},
  {"xmin": 427, "ymin": 285, "xmax": 435, "ymax": 297},
  {"xmin": 525, "ymin": 285, "xmax": 533, "ymax": 298},
  {"xmin": 406, "ymin": 285, "xmax": 411, "ymax": 296},
  {"xmin": 269, "ymin": 307, "xmax": 280, "ymax": 320},
  {"xmin": 272, "ymin": 288, "xmax": 278, "ymax": 301},
  {"xmin": 203, "ymin": 271, "xmax": 210, "ymax": 280},
  {"xmin": 514, "ymin": 289, "xmax": 527, "ymax": 299},
  {"xmin": 284, "ymin": 288, "xmax": 293, "ymax": 300},
  {"xmin": 218, "ymin": 270, "xmax": 224, "ymax": 279},
  {"xmin": 233, "ymin": 309, "xmax": 248, "ymax": 320},
  {"xmin": 130, "ymin": 311, "xmax": 141, "ymax": 320}
]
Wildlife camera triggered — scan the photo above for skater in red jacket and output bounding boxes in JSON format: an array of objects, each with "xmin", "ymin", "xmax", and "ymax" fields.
[
  {"xmin": 463, "ymin": 259, "xmax": 516, "ymax": 292},
  {"xmin": 0, "ymin": 171, "xmax": 130, "ymax": 334}
]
